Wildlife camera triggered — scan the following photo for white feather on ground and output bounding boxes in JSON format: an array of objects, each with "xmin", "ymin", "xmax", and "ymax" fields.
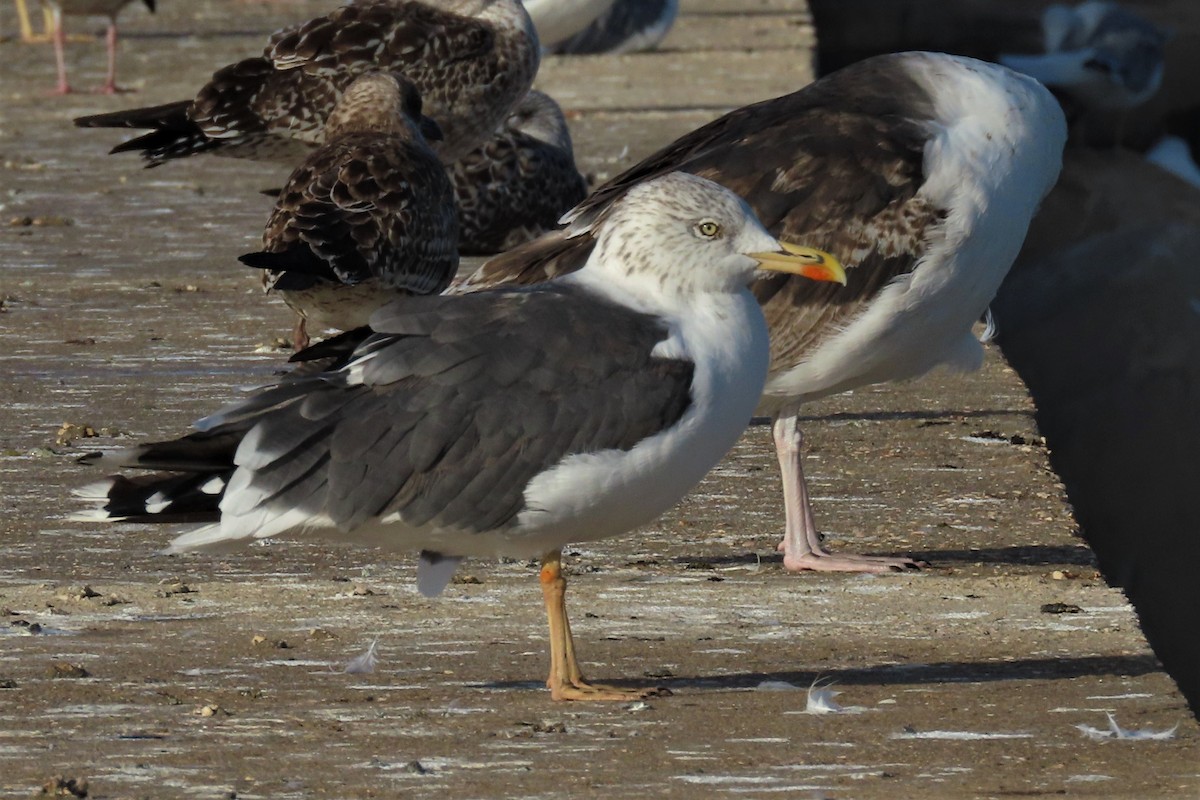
[
  {"xmin": 343, "ymin": 638, "xmax": 380, "ymax": 675},
  {"xmin": 1075, "ymin": 713, "xmax": 1178, "ymax": 741}
]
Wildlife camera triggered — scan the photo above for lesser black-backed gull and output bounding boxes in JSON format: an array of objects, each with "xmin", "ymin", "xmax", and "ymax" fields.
[
  {"xmin": 451, "ymin": 90, "xmax": 588, "ymax": 255},
  {"xmin": 40, "ymin": 0, "xmax": 155, "ymax": 95},
  {"xmin": 467, "ymin": 52, "xmax": 1067, "ymax": 573},
  {"xmin": 238, "ymin": 72, "xmax": 458, "ymax": 350},
  {"xmin": 998, "ymin": 1, "xmax": 1166, "ymax": 113},
  {"xmin": 549, "ymin": 0, "xmax": 678, "ymax": 55},
  {"xmin": 73, "ymin": 172, "xmax": 847, "ymax": 701},
  {"xmin": 73, "ymin": 0, "xmax": 539, "ymax": 166}
]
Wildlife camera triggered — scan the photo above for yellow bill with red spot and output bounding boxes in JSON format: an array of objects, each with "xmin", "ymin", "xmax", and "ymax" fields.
[{"xmin": 750, "ymin": 242, "xmax": 846, "ymax": 285}]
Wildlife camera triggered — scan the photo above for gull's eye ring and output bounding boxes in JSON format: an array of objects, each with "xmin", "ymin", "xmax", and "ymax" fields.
[{"xmin": 695, "ymin": 220, "xmax": 721, "ymax": 239}]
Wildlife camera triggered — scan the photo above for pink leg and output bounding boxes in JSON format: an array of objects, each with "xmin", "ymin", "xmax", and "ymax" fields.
[
  {"xmin": 97, "ymin": 21, "xmax": 123, "ymax": 94},
  {"xmin": 51, "ymin": 12, "xmax": 71, "ymax": 94},
  {"xmin": 773, "ymin": 411, "xmax": 926, "ymax": 573},
  {"xmin": 292, "ymin": 315, "xmax": 310, "ymax": 352}
]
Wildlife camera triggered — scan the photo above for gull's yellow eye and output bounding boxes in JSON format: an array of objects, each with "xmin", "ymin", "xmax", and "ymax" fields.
[{"xmin": 696, "ymin": 220, "xmax": 721, "ymax": 238}]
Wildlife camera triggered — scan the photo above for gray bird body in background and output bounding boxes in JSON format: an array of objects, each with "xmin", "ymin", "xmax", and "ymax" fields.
[
  {"xmin": 548, "ymin": 0, "xmax": 679, "ymax": 55},
  {"xmin": 999, "ymin": 1, "xmax": 1167, "ymax": 111},
  {"xmin": 520, "ymin": 0, "xmax": 614, "ymax": 46}
]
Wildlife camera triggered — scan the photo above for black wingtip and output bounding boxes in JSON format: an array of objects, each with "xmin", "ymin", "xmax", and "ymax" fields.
[{"xmin": 238, "ymin": 251, "xmax": 280, "ymax": 270}]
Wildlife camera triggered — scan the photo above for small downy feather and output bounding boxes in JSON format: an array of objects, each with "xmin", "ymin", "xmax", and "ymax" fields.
[
  {"xmin": 343, "ymin": 638, "xmax": 380, "ymax": 674},
  {"xmin": 805, "ymin": 677, "xmax": 865, "ymax": 715}
]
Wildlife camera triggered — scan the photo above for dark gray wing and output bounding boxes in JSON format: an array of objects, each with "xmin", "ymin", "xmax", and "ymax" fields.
[
  {"xmin": 201, "ymin": 285, "xmax": 694, "ymax": 536},
  {"xmin": 244, "ymin": 131, "xmax": 458, "ymax": 294},
  {"xmin": 469, "ymin": 54, "xmax": 943, "ymax": 368}
]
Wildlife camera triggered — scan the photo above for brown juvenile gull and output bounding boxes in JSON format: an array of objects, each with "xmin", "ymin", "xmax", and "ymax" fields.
[
  {"xmin": 466, "ymin": 52, "xmax": 1068, "ymax": 573},
  {"xmin": 72, "ymin": 172, "xmax": 847, "ymax": 701},
  {"xmin": 73, "ymin": 0, "xmax": 539, "ymax": 166},
  {"xmin": 450, "ymin": 89, "xmax": 588, "ymax": 255},
  {"xmin": 40, "ymin": 0, "xmax": 155, "ymax": 95},
  {"xmin": 238, "ymin": 72, "xmax": 457, "ymax": 351}
]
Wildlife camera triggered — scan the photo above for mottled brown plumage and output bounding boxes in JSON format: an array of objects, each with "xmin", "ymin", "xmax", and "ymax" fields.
[
  {"xmin": 239, "ymin": 73, "xmax": 458, "ymax": 345},
  {"xmin": 450, "ymin": 90, "xmax": 588, "ymax": 254},
  {"xmin": 74, "ymin": 0, "xmax": 539, "ymax": 167},
  {"xmin": 468, "ymin": 55, "xmax": 939, "ymax": 375}
]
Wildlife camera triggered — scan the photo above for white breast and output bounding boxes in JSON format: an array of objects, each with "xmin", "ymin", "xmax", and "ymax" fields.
[{"xmin": 507, "ymin": 289, "xmax": 770, "ymax": 557}]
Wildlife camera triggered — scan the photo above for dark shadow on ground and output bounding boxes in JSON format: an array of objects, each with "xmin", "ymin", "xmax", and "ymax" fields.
[
  {"xmin": 670, "ymin": 544, "xmax": 1097, "ymax": 570},
  {"xmin": 477, "ymin": 653, "xmax": 1165, "ymax": 694},
  {"xmin": 750, "ymin": 409, "xmax": 1033, "ymax": 426}
]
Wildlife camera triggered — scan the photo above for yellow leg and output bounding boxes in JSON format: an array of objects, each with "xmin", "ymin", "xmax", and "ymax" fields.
[
  {"xmin": 539, "ymin": 549, "xmax": 669, "ymax": 702},
  {"xmin": 17, "ymin": 1, "xmax": 91, "ymax": 43},
  {"xmin": 16, "ymin": 0, "xmax": 35, "ymax": 40}
]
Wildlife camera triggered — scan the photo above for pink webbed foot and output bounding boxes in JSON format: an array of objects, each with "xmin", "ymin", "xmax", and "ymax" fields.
[{"xmin": 777, "ymin": 539, "xmax": 927, "ymax": 573}]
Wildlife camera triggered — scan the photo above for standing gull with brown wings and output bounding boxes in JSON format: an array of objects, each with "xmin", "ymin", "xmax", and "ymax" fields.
[
  {"xmin": 466, "ymin": 52, "xmax": 1067, "ymax": 573},
  {"xmin": 73, "ymin": 0, "xmax": 538, "ymax": 167}
]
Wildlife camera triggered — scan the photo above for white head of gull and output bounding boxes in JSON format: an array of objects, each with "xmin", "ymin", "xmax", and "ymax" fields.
[{"xmin": 73, "ymin": 171, "xmax": 845, "ymax": 701}]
